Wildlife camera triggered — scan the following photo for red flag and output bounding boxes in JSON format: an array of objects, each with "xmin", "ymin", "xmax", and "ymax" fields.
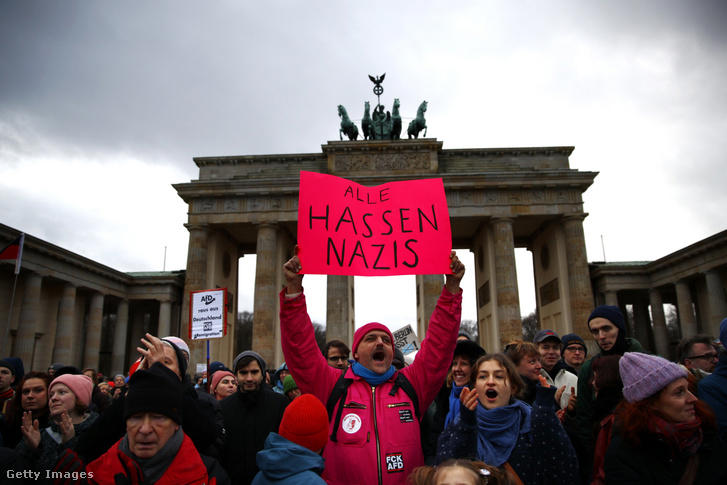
[{"xmin": 0, "ymin": 233, "xmax": 25, "ymax": 274}]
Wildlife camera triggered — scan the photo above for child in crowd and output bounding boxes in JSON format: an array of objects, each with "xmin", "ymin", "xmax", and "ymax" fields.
[{"xmin": 408, "ymin": 459, "xmax": 504, "ymax": 485}]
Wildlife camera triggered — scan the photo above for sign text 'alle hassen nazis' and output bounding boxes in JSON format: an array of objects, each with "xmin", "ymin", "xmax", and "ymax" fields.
[{"xmin": 297, "ymin": 171, "xmax": 452, "ymax": 276}]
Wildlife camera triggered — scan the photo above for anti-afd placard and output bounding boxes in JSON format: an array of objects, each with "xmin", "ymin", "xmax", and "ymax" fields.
[
  {"xmin": 297, "ymin": 171, "xmax": 452, "ymax": 276},
  {"xmin": 393, "ymin": 324, "xmax": 420, "ymax": 355},
  {"xmin": 189, "ymin": 288, "xmax": 227, "ymax": 340}
]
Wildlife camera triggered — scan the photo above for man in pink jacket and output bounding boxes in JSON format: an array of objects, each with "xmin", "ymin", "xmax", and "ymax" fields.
[{"xmin": 280, "ymin": 251, "xmax": 465, "ymax": 485}]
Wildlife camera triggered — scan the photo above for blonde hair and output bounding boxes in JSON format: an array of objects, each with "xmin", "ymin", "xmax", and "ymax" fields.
[
  {"xmin": 503, "ymin": 340, "xmax": 539, "ymax": 367},
  {"xmin": 408, "ymin": 459, "xmax": 507, "ymax": 485}
]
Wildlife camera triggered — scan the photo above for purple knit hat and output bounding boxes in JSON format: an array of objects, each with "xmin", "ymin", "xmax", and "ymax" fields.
[{"xmin": 619, "ymin": 352, "xmax": 687, "ymax": 402}]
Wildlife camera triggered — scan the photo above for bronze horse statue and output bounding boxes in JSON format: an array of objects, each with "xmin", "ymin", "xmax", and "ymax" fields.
[
  {"xmin": 407, "ymin": 100, "xmax": 427, "ymax": 139},
  {"xmin": 362, "ymin": 101, "xmax": 373, "ymax": 140},
  {"xmin": 338, "ymin": 105, "xmax": 359, "ymax": 141},
  {"xmin": 391, "ymin": 98, "xmax": 402, "ymax": 140}
]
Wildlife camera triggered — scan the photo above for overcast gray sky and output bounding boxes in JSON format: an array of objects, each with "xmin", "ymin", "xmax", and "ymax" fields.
[{"xmin": 2, "ymin": 1, "xmax": 726, "ymax": 333}]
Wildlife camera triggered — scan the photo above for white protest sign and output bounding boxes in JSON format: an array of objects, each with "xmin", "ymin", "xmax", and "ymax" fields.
[
  {"xmin": 189, "ymin": 288, "xmax": 227, "ymax": 340},
  {"xmin": 196, "ymin": 363, "xmax": 207, "ymax": 375},
  {"xmin": 393, "ymin": 324, "xmax": 420, "ymax": 355}
]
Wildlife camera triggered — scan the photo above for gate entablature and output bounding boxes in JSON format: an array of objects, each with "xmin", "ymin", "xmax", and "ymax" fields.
[{"xmin": 174, "ymin": 139, "xmax": 597, "ymax": 364}]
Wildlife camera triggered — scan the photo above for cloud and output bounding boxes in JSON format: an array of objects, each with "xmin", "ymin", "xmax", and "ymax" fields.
[{"xmin": 1, "ymin": 1, "xmax": 725, "ymax": 327}]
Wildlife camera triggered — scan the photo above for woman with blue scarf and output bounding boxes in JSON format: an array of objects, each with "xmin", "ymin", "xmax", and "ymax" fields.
[
  {"xmin": 421, "ymin": 340, "xmax": 485, "ymax": 464},
  {"xmin": 436, "ymin": 354, "xmax": 578, "ymax": 485}
]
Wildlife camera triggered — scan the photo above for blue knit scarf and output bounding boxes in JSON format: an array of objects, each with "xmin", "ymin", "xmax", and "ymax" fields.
[
  {"xmin": 351, "ymin": 362, "xmax": 396, "ymax": 386},
  {"xmin": 475, "ymin": 399, "xmax": 531, "ymax": 467},
  {"xmin": 444, "ymin": 385, "xmax": 464, "ymax": 427}
]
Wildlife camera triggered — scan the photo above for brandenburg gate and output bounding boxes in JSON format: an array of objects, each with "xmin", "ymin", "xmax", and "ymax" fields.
[{"xmin": 174, "ymin": 139, "xmax": 597, "ymax": 366}]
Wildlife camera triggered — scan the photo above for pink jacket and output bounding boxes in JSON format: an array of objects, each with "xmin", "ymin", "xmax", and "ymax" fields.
[{"xmin": 280, "ymin": 286, "xmax": 462, "ymax": 485}]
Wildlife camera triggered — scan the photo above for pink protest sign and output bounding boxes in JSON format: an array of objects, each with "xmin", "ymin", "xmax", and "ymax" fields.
[{"xmin": 297, "ymin": 171, "xmax": 452, "ymax": 276}]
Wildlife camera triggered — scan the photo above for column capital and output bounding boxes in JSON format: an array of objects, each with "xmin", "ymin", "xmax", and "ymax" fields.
[
  {"xmin": 561, "ymin": 212, "xmax": 589, "ymax": 223},
  {"xmin": 491, "ymin": 216, "xmax": 514, "ymax": 224},
  {"xmin": 22, "ymin": 269, "xmax": 41, "ymax": 279},
  {"xmin": 184, "ymin": 223, "xmax": 209, "ymax": 233}
]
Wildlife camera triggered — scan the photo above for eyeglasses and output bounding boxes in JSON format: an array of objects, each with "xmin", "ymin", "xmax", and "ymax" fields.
[
  {"xmin": 687, "ymin": 352, "xmax": 718, "ymax": 361},
  {"xmin": 328, "ymin": 356, "xmax": 348, "ymax": 362},
  {"xmin": 564, "ymin": 346, "xmax": 585, "ymax": 353}
]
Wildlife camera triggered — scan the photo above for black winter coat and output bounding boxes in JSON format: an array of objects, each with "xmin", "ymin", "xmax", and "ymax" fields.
[
  {"xmin": 220, "ymin": 385, "xmax": 288, "ymax": 485},
  {"xmin": 420, "ymin": 384, "xmax": 451, "ymax": 465},
  {"xmin": 604, "ymin": 425, "xmax": 727, "ymax": 484}
]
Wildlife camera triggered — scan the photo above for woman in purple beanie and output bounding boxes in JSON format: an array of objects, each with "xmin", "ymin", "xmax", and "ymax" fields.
[{"xmin": 604, "ymin": 352, "xmax": 727, "ymax": 484}]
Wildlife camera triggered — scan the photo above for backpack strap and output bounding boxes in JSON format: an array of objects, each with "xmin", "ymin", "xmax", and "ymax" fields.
[
  {"xmin": 327, "ymin": 370, "xmax": 421, "ymax": 443},
  {"xmin": 388, "ymin": 372, "xmax": 421, "ymax": 420},
  {"xmin": 326, "ymin": 370, "xmax": 352, "ymax": 443}
]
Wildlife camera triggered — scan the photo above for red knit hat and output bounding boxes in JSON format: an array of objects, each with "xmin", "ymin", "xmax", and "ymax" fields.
[
  {"xmin": 50, "ymin": 374, "xmax": 93, "ymax": 408},
  {"xmin": 279, "ymin": 394, "xmax": 329, "ymax": 452},
  {"xmin": 352, "ymin": 322, "xmax": 394, "ymax": 356}
]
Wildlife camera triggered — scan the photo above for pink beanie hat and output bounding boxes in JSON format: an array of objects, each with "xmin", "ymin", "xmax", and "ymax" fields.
[
  {"xmin": 352, "ymin": 322, "xmax": 395, "ymax": 356},
  {"xmin": 211, "ymin": 370, "xmax": 236, "ymax": 394},
  {"xmin": 50, "ymin": 374, "xmax": 94, "ymax": 407}
]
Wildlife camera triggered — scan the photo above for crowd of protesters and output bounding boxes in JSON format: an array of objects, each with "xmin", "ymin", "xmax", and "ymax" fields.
[{"xmin": 1, "ymin": 249, "xmax": 726, "ymax": 484}]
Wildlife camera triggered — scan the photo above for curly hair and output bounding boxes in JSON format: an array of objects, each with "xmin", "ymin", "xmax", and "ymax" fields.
[{"xmin": 613, "ymin": 390, "xmax": 716, "ymax": 447}]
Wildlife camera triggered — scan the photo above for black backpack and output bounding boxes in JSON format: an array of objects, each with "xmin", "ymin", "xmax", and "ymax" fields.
[{"xmin": 325, "ymin": 370, "xmax": 421, "ymax": 442}]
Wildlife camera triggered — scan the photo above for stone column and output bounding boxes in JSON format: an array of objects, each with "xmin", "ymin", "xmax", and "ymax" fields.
[
  {"xmin": 181, "ymin": 224, "xmax": 209, "ymax": 364},
  {"xmin": 326, "ymin": 275, "xmax": 354, "ymax": 346},
  {"xmin": 111, "ymin": 300, "xmax": 129, "ymax": 375},
  {"xmin": 633, "ymin": 298, "xmax": 652, "ymax": 352},
  {"xmin": 15, "ymin": 272, "xmax": 42, "ymax": 368},
  {"xmin": 562, "ymin": 215, "xmax": 595, "ymax": 338},
  {"xmin": 649, "ymin": 289, "xmax": 669, "ymax": 357},
  {"xmin": 252, "ymin": 224, "xmax": 279, "ymax": 366},
  {"xmin": 604, "ymin": 291, "xmax": 618, "ymax": 307},
  {"xmin": 52, "ymin": 283, "xmax": 76, "ymax": 365},
  {"xmin": 492, "ymin": 218, "xmax": 521, "ymax": 347},
  {"xmin": 127, "ymin": 305, "xmax": 147, "ymax": 364},
  {"xmin": 157, "ymin": 300, "xmax": 172, "ymax": 337},
  {"xmin": 675, "ymin": 280, "xmax": 697, "ymax": 339},
  {"xmin": 416, "ymin": 274, "xmax": 444, "ymax": 338},
  {"xmin": 704, "ymin": 269, "xmax": 727, "ymax": 337},
  {"xmin": 83, "ymin": 292, "xmax": 104, "ymax": 369}
]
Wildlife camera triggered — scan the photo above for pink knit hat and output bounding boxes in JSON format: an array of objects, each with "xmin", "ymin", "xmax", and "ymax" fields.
[
  {"xmin": 50, "ymin": 374, "xmax": 94, "ymax": 407},
  {"xmin": 352, "ymin": 322, "xmax": 394, "ymax": 356},
  {"xmin": 211, "ymin": 370, "xmax": 236, "ymax": 394}
]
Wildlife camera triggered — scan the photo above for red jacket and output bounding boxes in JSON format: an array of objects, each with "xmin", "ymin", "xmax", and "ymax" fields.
[
  {"xmin": 86, "ymin": 433, "xmax": 214, "ymax": 485},
  {"xmin": 280, "ymin": 286, "xmax": 462, "ymax": 485}
]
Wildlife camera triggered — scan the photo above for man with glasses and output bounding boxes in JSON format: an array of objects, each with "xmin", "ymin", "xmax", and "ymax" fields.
[
  {"xmin": 678, "ymin": 334, "xmax": 719, "ymax": 379},
  {"xmin": 323, "ymin": 340, "xmax": 351, "ymax": 370},
  {"xmin": 560, "ymin": 333, "xmax": 588, "ymax": 373},
  {"xmin": 698, "ymin": 319, "xmax": 727, "ymax": 443}
]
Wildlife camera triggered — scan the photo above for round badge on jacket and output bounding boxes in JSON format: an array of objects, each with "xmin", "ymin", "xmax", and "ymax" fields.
[{"xmin": 342, "ymin": 413, "xmax": 362, "ymax": 434}]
